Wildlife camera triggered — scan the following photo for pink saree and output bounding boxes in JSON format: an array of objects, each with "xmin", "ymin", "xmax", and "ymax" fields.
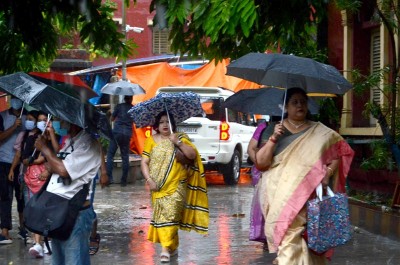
[{"xmin": 259, "ymin": 122, "xmax": 354, "ymax": 264}]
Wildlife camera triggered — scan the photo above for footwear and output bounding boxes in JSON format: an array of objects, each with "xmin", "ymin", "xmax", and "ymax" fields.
[
  {"xmin": 17, "ymin": 227, "xmax": 28, "ymax": 240},
  {"xmin": 160, "ymin": 251, "xmax": 170, "ymax": 263},
  {"xmin": 107, "ymin": 180, "xmax": 114, "ymax": 186},
  {"xmin": 43, "ymin": 241, "xmax": 51, "ymax": 254},
  {"xmin": 170, "ymin": 249, "xmax": 178, "ymax": 257},
  {"xmin": 26, "ymin": 237, "xmax": 35, "ymax": 245},
  {"xmin": 0, "ymin": 235, "xmax": 12, "ymax": 244},
  {"xmin": 89, "ymin": 233, "xmax": 101, "ymax": 255},
  {"xmin": 29, "ymin": 243, "xmax": 44, "ymax": 258},
  {"xmin": 120, "ymin": 182, "xmax": 127, "ymax": 187}
]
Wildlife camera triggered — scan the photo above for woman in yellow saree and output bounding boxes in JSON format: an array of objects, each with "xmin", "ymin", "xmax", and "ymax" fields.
[
  {"xmin": 256, "ymin": 88, "xmax": 354, "ymax": 265},
  {"xmin": 141, "ymin": 111, "xmax": 209, "ymax": 263}
]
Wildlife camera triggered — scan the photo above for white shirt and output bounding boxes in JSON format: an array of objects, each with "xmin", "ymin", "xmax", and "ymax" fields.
[{"xmin": 47, "ymin": 130, "xmax": 101, "ymax": 200}]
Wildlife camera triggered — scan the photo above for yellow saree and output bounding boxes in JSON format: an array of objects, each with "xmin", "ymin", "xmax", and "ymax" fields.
[
  {"xmin": 142, "ymin": 133, "xmax": 209, "ymax": 251},
  {"xmin": 259, "ymin": 122, "xmax": 354, "ymax": 264}
]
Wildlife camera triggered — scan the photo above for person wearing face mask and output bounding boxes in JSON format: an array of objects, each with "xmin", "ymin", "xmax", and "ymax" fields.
[
  {"xmin": 8, "ymin": 110, "xmax": 39, "ymax": 245},
  {"xmin": 9, "ymin": 111, "xmax": 60, "ymax": 257},
  {"xmin": 0, "ymin": 97, "xmax": 26, "ymax": 244},
  {"xmin": 34, "ymin": 120, "xmax": 102, "ymax": 265}
]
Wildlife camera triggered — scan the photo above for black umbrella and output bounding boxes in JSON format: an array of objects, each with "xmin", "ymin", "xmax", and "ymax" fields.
[
  {"xmin": 29, "ymin": 72, "xmax": 98, "ymax": 100},
  {"xmin": 223, "ymin": 88, "xmax": 321, "ymax": 116},
  {"xmin": 226, "ymin": 53, "xmax": 352, "ymax": 95},
  {"xmin": 0, "ymin": 72, "xmax": 112, "ymax": 140}
]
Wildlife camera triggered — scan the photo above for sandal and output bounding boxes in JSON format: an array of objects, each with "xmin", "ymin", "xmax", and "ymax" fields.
[
  {"xmin": 89, "ymin": 233, "xmax": 101, "ymax": 255},
  {"xmin": 160, "ymin": 251, "xmax": 170, "ymax": 263}
]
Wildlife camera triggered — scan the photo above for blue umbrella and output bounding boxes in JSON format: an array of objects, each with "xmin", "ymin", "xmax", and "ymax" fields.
[{"xmin": 128, "ymin": 92, "xmax": 204, "ymax": 129}]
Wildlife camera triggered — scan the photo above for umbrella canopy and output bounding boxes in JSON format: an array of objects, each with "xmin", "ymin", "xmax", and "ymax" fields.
[
  {"xmin": 128, "ymin": 92, "xmax": 204, "ymax": 128},
  {"xmin": 223, "ymin": 88, "xmax": 321, "ymax": 116},
  {"xmin": 100, "ymin": 80, "xmax": 146, "ymax": 96},
  {"xmin": 29, "ymin": 72, "xmax": 98, "ymax": 100},
  {"xmin": 0, "ymin": 72, "xmax": 112, "ymax": 139},
  {"xmin": 226, "ymin": 53, "xmax": 352, "ymax": 94}
]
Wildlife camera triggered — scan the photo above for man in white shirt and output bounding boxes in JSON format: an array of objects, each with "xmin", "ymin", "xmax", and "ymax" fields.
[{"xmin": 35, "ymin": 121, "xmax": 101, "ymax": 265}]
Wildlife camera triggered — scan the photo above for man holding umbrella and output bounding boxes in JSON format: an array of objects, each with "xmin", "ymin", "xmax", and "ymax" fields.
[
  {"xmin": 0, "ymin": 97, "xmax": 25, "ymax": 244},
  {"xmin": 34, "ymin": 120, "xmax": 102, "ymax": 264},
  {"xmin": 106, "ymin": 95, "xmax": 134, "ymax": 186}
]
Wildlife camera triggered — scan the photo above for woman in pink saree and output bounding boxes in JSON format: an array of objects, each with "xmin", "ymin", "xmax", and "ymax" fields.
[{"xmin": 256, "ymin": 88, "xmax": 354, "ymax": 264}]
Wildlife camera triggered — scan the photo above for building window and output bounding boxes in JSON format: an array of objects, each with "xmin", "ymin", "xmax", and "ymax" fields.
[
  {"xmin": 370, "ymin": 30, "xmax": 381, "ymax": 125},
  {"xmin": 152, "ymin": 28, "xmax": 171, "ymax": 54},
  {"xmin": 370, "ymin": 30, "xmax": 381, "ymax": 105}
]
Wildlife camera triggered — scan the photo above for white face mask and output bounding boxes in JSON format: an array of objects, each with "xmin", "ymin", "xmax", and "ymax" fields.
[
  {"xmin": 24, "ymin": 120, "xmax": 36, "ymax": 131},
  {"xmin": 37, "ymin": 121, "xmax": 47, "ymax": 132}
]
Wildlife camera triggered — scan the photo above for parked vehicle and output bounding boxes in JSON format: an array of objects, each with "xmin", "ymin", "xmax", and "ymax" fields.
[{"xmin": 156, "ymin": 87, "xmax": 256, "ymax": 185}]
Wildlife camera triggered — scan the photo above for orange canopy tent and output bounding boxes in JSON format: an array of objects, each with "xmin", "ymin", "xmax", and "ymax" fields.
[{"xmin": 117, "ymin": 59, "xmax": 261, "ymax": 154}]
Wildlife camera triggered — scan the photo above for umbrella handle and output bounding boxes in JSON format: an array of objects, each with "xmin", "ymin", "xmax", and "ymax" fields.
[
  {"xmin": 164, "ymin": 102, "xmax": 173, "ymax": 134},
  {"xmin": 18, "ymin": 102, "xmax": 25, "ymax": 119},
  {"xmin": 281, "ymin": 89, "xmax": 287, "ymax": 123},
  {"xmin": 30, "ymin": 114, "xmax": 53, "ymax": 159}
]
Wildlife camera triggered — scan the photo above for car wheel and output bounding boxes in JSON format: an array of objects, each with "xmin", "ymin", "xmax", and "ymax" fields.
[{"xmin": 222, "ymin": 149, "xmax": 241, "ymax": 185}]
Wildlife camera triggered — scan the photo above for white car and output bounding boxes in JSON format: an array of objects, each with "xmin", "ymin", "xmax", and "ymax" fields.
[{"xmin": 156, "ymin": 87, "xmax": 256, "ymax": 185}]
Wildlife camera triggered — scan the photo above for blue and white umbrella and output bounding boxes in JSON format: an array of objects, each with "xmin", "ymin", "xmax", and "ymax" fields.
[{"xmin": 128, "ymin": 92, "xmax": 204, "ymax": 129}]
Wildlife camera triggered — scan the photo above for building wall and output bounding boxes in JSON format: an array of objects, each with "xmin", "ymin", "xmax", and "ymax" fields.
[{"xmin": 93, "ymin": 0, "xmax": 154, "ymax": 66}]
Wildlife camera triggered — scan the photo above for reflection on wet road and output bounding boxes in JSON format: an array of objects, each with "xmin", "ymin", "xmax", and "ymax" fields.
[{"xmin": 2, "ymin": 170, "xmax": 400, "ymax": 264}]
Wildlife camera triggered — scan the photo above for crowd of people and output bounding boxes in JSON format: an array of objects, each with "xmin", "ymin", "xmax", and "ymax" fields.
[
  {"xmin": 0, "ymin": 87, "xmax": 355, "ymax": 265},
  {"xmin": 0, "ymin": 98, "xmax": 108, "ymax": 264}
]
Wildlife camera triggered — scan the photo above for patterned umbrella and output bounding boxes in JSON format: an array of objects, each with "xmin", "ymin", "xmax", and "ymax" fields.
[{"xmin": 128, "ymin": 92, "xmax": 204, "ymax": 128}]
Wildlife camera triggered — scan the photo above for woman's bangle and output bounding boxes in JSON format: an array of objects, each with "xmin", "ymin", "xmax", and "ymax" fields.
[
  {"xmin": 327, "ymin": 166, "xmax": 333, "ymax": 176},
  {"xmin": 269, "ymin": 136, "xmax": 277, "ymax": 144}
]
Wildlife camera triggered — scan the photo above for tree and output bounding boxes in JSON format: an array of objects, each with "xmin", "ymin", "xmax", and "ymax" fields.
[
  {"xmin": 336, "ymin": 0, "xmax": 400, "ymax": 169},
  {"xmin": 150, "ymin": 0, "xmax": 330, "ymax": 62},
  {"xmin": 0, "ymin": 0, "xmax": 136, "ymax": 74}
]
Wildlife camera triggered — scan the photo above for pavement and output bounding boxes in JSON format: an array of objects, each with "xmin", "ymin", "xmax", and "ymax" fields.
[{"xmin": 1, "ymin": 173, "xmax": 400, "ymax": 265}]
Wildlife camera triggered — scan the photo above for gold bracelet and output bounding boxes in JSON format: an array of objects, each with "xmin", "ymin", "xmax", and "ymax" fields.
[{"xmin": 327, "ymin": 166, "xmax": 333, "ymax": 176}]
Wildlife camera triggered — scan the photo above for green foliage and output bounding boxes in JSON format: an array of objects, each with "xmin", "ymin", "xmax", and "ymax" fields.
[
  {"xmin": 315, "ymin": 97, "xmax": 340, "ymax": 129},
  {"xmin": 334, "ymin": 0, "xmax": 362, "ymax": 13},
  {"xmin": 151, "ymin": 0, "xmax": 330, "ymax": 61},
  {"xmin": 360, "ymin": 140, "xmax": 395, "ymax": 170},
  {"xmin": 0, "ymin": 0, "xmax": 137, "ymax": 74}
]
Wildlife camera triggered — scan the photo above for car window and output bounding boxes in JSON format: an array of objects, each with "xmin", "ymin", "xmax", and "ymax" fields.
[{"xmin": 200, "ymin": 97, "xmax": 224, "ymax": 121}]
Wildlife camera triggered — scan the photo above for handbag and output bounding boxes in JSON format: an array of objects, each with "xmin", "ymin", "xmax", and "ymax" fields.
[
  {"xmin": 23, "ymin": 176, "xmax": 90, "ymax": 242},
  {"xmin": 305, "ymin": 184, "xmax": 352, "ymax": 253},
  {"xmin": 24, "ymin": 164, "xmax": 46, "ymax": 194}
]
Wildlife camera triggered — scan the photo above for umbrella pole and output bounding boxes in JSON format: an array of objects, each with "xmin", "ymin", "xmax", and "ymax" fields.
[
  {"xmin": 164, "ymin": 102, "xmax": 173, "ymax": 134},
  {"xmin": 281, "ymin": 89, "xmax": 287, "ymax": 122},
  {"xmin": 19, "ymin": 102, "xmax": 25, "ymax": 119},
  {"xmin": 29, "ymin": 114, "xmax": 52, "ymax": 163}
]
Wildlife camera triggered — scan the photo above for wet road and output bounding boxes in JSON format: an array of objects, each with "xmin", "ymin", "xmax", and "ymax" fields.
[{"xmin": 1, "ymin": 172, "xmax": 400, "ymax": 264}]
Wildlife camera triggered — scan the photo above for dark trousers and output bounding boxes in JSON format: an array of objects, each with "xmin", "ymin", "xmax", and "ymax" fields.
[
  {"xmin": 106, "ymin": 133, "xmax": 131, "ymax": 183},
  {"xmin": 0, "ymin": 162, "xmax": 23, "ymax": 230}
]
